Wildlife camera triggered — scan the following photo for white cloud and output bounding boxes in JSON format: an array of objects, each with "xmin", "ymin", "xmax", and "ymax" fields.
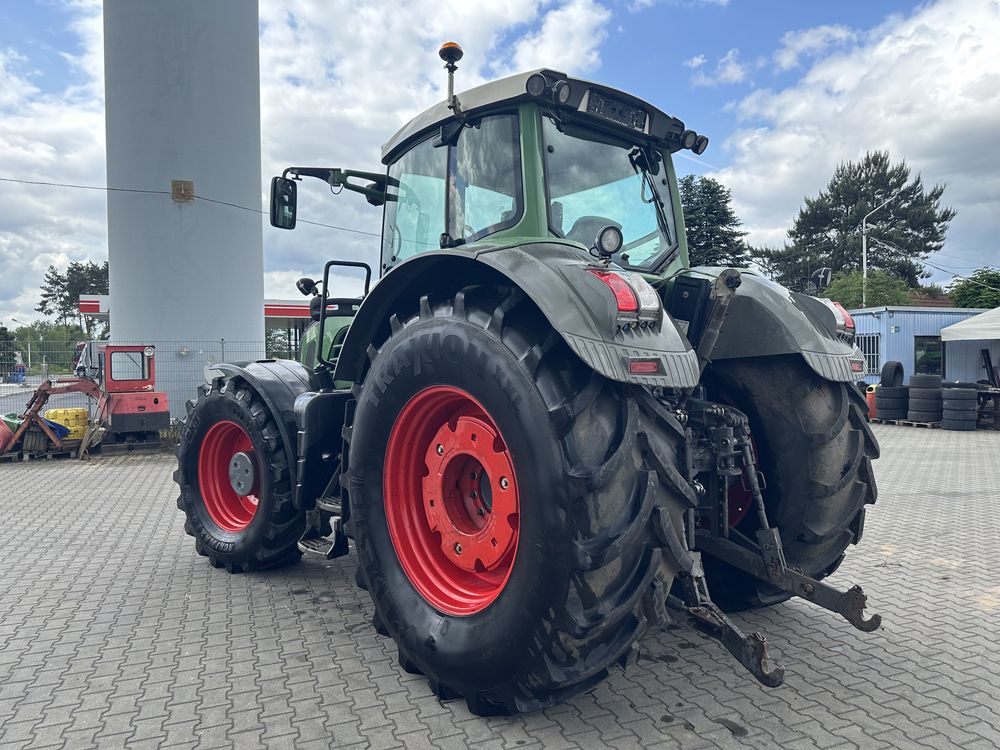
[
  {"xmin": 0, "ymin": 51, "xmax": 40, "ymax": 108},
  {"xmin": 684, "ymin": 54, "xmax": 707, "ymax": 69},
  {"xmin": 510, "ymin": 0, "xmax": 611, "ymax": 73},
  {"xmin": 0, "ymin": 0, "xmax": 614, "ymax": 323},
  {"xmin": 773, "ymin": 24, "xmax": 856, "ymax": 71},
  {"xmin": 691, "ymin": 48, "xmax": 746, "ymax": 86},
  {"xmin": 0, "ymin": 0, "xmax": 106, "ymax": 323},
  {"xmin": 712, "ymin": 0, "xmax": 1000, "ymax": 281}
]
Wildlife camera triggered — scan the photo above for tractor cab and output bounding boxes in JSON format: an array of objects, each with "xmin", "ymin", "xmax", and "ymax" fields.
[
  {"xmin": 75, "ymin": 342, "xmax": 157, "ymax": 390},
  {"xmin": 74, "ymin": 343, "xmax": 169, "ymax": 439},
  {"xmin": 373, "ymin": 68, "xmax": 706, "ymax": 276},
  {"xmin": 271, "ymin": 49, "xmax": 712, "ymax": 379}
]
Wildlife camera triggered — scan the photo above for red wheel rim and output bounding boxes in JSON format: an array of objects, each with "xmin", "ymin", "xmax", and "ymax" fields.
[
  {"xmin": 198, "ymin": 420, "xmax": 259, "ymax": 532},
  {"xmin": 384, "ymin": 386, "xmax": 520, "ymax": 616}
]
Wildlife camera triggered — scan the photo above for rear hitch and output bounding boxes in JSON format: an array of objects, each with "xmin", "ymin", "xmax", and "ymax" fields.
[
  {"xmin": 700, "ymin": 530, "xmax": 882, "ymax": 633},
  {"xmin": 732, "ymin": 422, "xmax": 881, "ymax": 632},
  {"xmin": 691, "ymin": 606, "xmax": 784, "ymax": 689},
  {"xmin": 687, "ymin": 401, "xmax": 882, "ymax": 634},
  {"xmin": 670, "ymin": 555, "xmax": 784, "ymax": 688}
]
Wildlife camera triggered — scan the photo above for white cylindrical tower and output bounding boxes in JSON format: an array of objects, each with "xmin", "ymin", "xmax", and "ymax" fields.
[{"xmin": 104, "ymin": 0, "xmax": 265, "ymax": 411}]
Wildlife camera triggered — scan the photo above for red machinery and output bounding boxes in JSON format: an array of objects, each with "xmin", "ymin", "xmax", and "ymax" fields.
[{"xmin": 0, "ymin": 344, "xmax": 169, "ymax": 456}]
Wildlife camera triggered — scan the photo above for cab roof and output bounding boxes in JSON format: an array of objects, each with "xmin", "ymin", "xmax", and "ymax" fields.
[{"xmin": 380, "ymin": 69, "xmax": 690, "ymax": 165}]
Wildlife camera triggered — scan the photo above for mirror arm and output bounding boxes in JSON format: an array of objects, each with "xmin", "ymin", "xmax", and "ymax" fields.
[{"xmin": 283, "ymin": 167, "xmax": 388, "ymax": 205}]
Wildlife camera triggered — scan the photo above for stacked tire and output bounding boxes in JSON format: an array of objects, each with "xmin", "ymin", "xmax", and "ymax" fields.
[
  {"xmin": 875, "ymin": 386, "xmax": 908, "ymax": 420},
  {"xmin": 875, "ymin": 360, "xmax": 907, "ymax": 420},
  {"xmin": 907, "ymin": 374, "xmax": 942, "ymax": 423},
  {"xmin": 941, "ymin": 385, "xmax": 979, "ymax": 431},
  {"xmin": 879, "ymin": 361, "xmax": 904, "ymax": 388}
]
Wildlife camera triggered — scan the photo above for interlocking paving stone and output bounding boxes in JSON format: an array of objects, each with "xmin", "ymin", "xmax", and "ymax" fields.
[{"xmin": 1, "ymin": 425, "xmax": 999, "ymax": 748}]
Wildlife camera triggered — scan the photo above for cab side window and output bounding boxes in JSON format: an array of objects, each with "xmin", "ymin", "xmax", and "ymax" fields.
[
  {"xmin": 449, "ymin": 115, "xmax": 522, "ymax": 243},
  {"xmin": 383, "ymin": 137, "xmax": 447, "ymax": 263},
  {"xmin": 382, "ymin": 114, "xmax": 523, "ymax": 267}
]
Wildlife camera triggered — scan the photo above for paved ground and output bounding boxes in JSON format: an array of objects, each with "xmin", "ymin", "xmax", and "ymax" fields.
[{"xmin": 1, "ymin": 424, "xmax": 998, "ymax": 749}]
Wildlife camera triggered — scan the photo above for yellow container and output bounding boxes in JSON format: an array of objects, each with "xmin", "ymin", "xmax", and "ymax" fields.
[{"xmin": 44, "ymin": 407, "xmax": 89, "ymax": 441}]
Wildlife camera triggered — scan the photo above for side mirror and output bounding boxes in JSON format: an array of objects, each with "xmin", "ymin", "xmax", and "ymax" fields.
[
  {"xmin": 811, "ymin": 267, "xmax": 832, "ymax": 291},
  {"xmin": 296, "ymin": 277, "xmax": 318, "ymax": 296},
  {"xmin": 270, "ymin": 176, "xmax": 297, "ymax": 229}
]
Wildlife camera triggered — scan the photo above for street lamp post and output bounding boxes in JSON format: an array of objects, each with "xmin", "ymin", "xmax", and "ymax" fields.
[{"xmin": 861, "ymin": 189, "xmax": 905, "ymax": 307}]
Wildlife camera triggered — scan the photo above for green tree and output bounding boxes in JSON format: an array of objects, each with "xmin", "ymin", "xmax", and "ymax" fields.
[
  {"xmin": 916, "ymin": 283, "xmax": 947, "ymax": 299},
  {"xmin": 9, "ymin": 320, "xmax": 87, "ymax": 373},
  {"xmin": 948, "ymin": 267, "xmax": 1000, "ymax": 308},
  {"xmin": 754, "ymin": 151, "xmax": 955, "ymax": 289},
  {"xmin": 36, "ymin": 260, "xmax": 109, "ymax": 337},
  {"xmin": 265, "ymin": 328, "xmax": 292, "ymax": 359},
  {"xmin": 821, "ymin": 270, "xmax": 911, "ymax": 309},
  {"xmin": 678, "ymin": 175, "xmax": 749, "ymax": 267},
  {"xmin": 36, "ymin": 265, "xmax": 70, "ymax": 325}
]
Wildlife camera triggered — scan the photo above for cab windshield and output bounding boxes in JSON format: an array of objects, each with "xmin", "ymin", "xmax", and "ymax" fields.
[{"xmin": 542, "ymin": 115, "xmax": 677, "ymax": 271}]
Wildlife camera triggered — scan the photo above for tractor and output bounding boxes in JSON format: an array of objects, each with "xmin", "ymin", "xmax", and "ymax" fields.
[{"xmin": 175, "ymin": 44, "xmax": 880, "ymax": 715}]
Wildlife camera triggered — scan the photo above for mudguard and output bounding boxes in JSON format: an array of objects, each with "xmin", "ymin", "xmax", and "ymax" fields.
[
  {"xmin": 213, "ymin": 359, "xmax": 314, "ymax": 475},
  {"xmin": 686, "ymin": 269, "xmax": 865, "ymax": 382},
  {"xmin": 334, "ymin": 242, "xmax": 701, "ymax": 388}
]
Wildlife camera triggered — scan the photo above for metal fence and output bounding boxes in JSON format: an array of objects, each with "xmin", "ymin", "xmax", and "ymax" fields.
[{"xmin": 1, "ymin": 339, "xmax": 294, "ymax": 421}]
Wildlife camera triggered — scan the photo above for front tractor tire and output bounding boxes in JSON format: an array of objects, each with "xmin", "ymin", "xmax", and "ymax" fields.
[
  {"xmin": 175, "ymin": 378, "xmax": 306, "ymax": 572},
  {"xmin": 348, "ymin": 288, "xmax": 694, "ymax": 715},
  {"xmin": 704, "ymin": 355, "xmax": 879, "ymax": 610}
]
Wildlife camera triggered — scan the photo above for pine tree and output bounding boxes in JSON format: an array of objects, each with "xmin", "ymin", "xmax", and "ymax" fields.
[
  {"xmin": 35, "ymin": 261, "xmax": 109, "ymax": 337},
  {"xmin": 754, "ymin": 151, "xmax": 955, "ymax": 289},
  {"xmin": 679, "ymin": 175, "xmax": 749, "ymax": 267}
]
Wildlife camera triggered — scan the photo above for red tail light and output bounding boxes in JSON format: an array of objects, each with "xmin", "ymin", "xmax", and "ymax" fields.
[
  {"xmin": 588, "ymin": 269, "xmax": 638, "ymax": 313},
  {"xmin": 628, "ymin": 359, "xmax": 661, "ymax": 374},
  {"xmin": 832, "ymin": 301, "xmax": 855, "ymax": 330}
]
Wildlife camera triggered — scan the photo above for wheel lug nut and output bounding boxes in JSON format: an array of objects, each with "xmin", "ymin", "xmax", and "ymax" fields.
[
  {"xmin": 477, "ymin": 508, "xmax": 485, "ymax": 516},
  {"xmin": 436, "ymin": 444, "xmax": 444, "ymax": 455},
  {"xmin": 500, "ymin": 477, "xmax": 509, "ymax": 490},
  {"xmin": 453, "ymin": 543, "xmax": 462, "ymax": 554},
  {"xmin": 470, "ymin": 490, "xmax": 478, "ymax": 500},
  {"xmin": 470, "ymin": 471, "xmax": 478, "ymax": 480}
]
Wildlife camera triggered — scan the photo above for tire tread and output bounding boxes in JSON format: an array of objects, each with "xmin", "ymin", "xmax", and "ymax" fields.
[{"xmin": 352, "ymin": 288, "xmax": 691, "ymax": 715}]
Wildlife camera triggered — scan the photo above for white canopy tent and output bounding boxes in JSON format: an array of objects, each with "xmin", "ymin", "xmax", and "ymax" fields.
[{"xmin": 941, "ymin": 306, "xmax": 1000, "ymax": 341}]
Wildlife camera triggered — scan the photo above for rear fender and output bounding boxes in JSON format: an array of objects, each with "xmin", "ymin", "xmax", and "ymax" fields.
[
  {"xmin": 680, "ymin": 269, "xmax": 864, "ymax": 382},
  {"xmin": 213, "ymin": 360, "xmax": 314, "ymax": 477},
  {"xmin": 334, "ymin": 243, "xmax": 701, "ymax": 388}
]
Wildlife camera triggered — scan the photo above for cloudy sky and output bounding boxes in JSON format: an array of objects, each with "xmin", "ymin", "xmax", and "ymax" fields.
[{"xmin": 1, "ymin": 0, "xmax": 998, "ymax": 324}]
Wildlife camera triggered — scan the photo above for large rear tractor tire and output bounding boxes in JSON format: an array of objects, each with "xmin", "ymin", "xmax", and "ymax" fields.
[
  {"xmin": 348, "ymin": 288, "xmax": 694, "ymax": 715},
  {"xmin": 175, "ymin": 378, "xmax": 306, "ymax": 572},
  {"xmin": 703, "ymin": 356, "xmax": 879, "ymax": 610}
]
